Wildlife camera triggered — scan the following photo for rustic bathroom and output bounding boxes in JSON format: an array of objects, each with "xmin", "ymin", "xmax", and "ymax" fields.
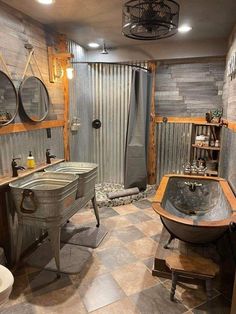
[{"xmin": 0, "ymin": 0, "xmax": 236, "ymax": 313}]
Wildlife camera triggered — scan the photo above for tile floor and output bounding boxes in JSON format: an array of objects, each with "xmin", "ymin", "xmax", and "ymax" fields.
[{"xmin": 1, "ymin": 200, "xmax": 231, "ymax": 314}]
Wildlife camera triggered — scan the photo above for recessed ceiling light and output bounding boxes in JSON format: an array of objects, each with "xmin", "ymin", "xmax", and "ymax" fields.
[
  {"xmin": 36, "ymin": 0, "xmax": 55, "ymax": 5},
  {"xmin": 178, "ymin": 24, "xmax": 192, "ymax": 33},
  {"xmin": 88, "ymin": 43, "xmax": 100, "ymax": 48}
]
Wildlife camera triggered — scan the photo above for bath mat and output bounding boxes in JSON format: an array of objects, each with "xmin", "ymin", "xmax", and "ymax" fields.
[
  {"xmin": 25, "ymin": 241, "xmax": 92, "ymax": 274},
  {"xmin": 61, "ymin": 224, "xmax": 108, "ymax": 248}
]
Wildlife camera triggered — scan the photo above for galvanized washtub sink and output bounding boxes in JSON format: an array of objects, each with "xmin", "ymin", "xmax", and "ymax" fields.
[
  {"xmin": 10, "ymin": 172, "xmax": 80, "ymax": 274},
  {"xmin": 45, "ymin": 162, "xmax": 98, "ymax": 198},
  {"xmin": 10, "ymin": 172, "xmax": 79, "ymax": 219},
  {"xmin": 10, "ymin": 163, "xmax": 100, "ymax": 275},
  {"xmin": 45, "ymin": 162, "xmax": 99, "ymax": 227}
]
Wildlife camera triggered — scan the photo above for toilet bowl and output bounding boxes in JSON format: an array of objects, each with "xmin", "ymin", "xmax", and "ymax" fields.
[{"xmin": 0, "ymin": 265, "xmax": 14, "ymax": 307}]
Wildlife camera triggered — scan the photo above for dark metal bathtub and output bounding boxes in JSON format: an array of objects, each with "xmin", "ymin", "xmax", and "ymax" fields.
[{"xmin": 152, "ymin": 175, "xmax": 236, "ymax": 244}]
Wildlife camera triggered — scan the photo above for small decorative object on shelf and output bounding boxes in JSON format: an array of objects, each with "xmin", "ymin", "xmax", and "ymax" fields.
[
  {"xmin": 195, "ymin": 135, "xmax": 209, "ymax": 147},
  {"xmin": 205, "ymin": 108, "xmax": 223, "ymax": 124},
  {"xmin": 191, "ymin": 121, "xmax": 222, "ymax": 177},
  {"xmin": 215, "ymin": 140, "xmax": 220, "ymax": 147}
]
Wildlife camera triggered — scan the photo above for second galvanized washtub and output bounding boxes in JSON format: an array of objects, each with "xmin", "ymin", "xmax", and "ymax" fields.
[
  {"xmin": 45, "ymin": 162, "xmax": 97, "ymax": 199},
  {"xmin": 9, "ymin": 172, "xmax": 79, "ymax": 220}
]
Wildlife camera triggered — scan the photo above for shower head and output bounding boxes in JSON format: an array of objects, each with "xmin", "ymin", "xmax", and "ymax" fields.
[
  {"xmin": 101, "ymin": 42, "xmax": 108, "ymax": 55},
  {"xmin": 24, "ymin": 43, "xmax": 34, "ymax": 50}
]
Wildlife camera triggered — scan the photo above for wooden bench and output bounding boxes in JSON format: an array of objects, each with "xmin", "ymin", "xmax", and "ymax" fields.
[{"xmin": 166, "ymin": 254, "xmax": 219, "ymax": 301}]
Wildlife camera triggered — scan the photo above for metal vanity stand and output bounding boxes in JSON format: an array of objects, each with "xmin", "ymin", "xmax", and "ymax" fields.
[{"xmin": 10, "ymin": 162, "xmax": 99, "ymax": 275}]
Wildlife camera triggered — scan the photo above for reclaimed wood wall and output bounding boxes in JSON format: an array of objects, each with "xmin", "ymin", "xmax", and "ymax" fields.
[
  {"xmin": 0, "ymin": 1, "xmax": 64, "ymax": 121},
  {"xmin": 223, "ymin": 25, "xmax": 236, "ymax": 121},
  {"xmin": 155, "ymin": 59, "xmax": 225, "ymax": 117}
]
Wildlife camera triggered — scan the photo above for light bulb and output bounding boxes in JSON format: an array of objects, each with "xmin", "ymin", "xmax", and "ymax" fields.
[
  {"xmin": 66, "ymin": 67, "xmax": 74, "ymax": 80},
  {"xmin": 178, "ymin": 25, "xmax": 192, "ymax": 33},
  {"xmin": 88, "ymin": 43, "xmax": 100, "ymax": 48},
  {"xmin": 36, "ymin": 0, "xmax": 55, "ymax": 4}
]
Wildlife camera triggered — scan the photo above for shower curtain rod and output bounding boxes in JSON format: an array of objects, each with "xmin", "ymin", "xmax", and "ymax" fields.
[{"xmin": 71, "ymin": 61, "xmax": 150, "ymax": 72}]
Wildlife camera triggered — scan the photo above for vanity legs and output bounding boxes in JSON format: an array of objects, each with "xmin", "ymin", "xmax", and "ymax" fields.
[
  {"xmin": 15, "ymin": 223, "xmax": 23, "ymax": 265},
  {"xmin": 48, "ymin": 226, "xmax": 61, "ymax": 276},
  {"xmin": 92, "ymin": 192, "xmax": 100, "ymax": 227}
]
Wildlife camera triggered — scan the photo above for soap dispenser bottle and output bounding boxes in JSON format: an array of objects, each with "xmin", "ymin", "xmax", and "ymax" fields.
[{"xmin": 27, "ymin": 151, "xmax": 35, "ymax": 169}]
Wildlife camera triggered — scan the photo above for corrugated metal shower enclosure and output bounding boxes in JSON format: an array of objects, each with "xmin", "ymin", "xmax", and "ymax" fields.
[{"xmin": 69, "ymin": 42, "xmax": 146, "ymax": 183}]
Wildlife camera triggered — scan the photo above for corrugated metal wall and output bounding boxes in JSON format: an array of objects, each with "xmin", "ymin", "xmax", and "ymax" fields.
[
  {"xmin": 156, "ymin": 123, "xmax": 192, "ymax": 184},
  {"xmin": 68, "ymin": 41, "xmax": 93, "ymax": 163},
  {"xmin": 89, "ymin": 63, "xmax": 133, "ymax": 183},
  {"xmin": 219, "ymin": 127, "xmax": 236, "ymax": 194},
  {"xmin": 0, "ymin": 128, "xmax": 64, "ymax": 176}
]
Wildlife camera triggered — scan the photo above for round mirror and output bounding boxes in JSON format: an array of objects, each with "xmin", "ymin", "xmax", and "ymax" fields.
[
  {"xmin": 0, "ymin": 70, "xmax": 18, "ymax": 126},
  {"xmin": 19, "ymin": 76, "xmax": 49, "ymax": 122}
]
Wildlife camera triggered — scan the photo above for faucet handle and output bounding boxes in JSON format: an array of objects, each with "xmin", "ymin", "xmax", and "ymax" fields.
[{"xmin": 12, "ymin": 157, "xmax": 21, "ymax": 161}]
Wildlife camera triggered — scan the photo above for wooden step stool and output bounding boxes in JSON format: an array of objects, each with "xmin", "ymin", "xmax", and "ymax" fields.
[{"xmin": 166, "ymin": 254, "xmax": 219, "ymax": 301}]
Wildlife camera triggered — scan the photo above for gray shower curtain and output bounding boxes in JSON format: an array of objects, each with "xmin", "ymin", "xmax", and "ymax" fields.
[{"xmin": 124, "ymin": 69, "xmax": 152, "ymax": 190}]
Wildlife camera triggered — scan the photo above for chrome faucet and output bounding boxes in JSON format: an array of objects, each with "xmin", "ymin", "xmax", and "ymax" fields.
[
  {"xmin": 12, "ymin": 158, "xmax": 25, "ymax": 177},
  {"xmin": 184, "ymin": 181, "xmax": 203, "ymax": 192},
  {"xmin": 46, "ymin": 149, "xmax": 56, "ymax": 164}
]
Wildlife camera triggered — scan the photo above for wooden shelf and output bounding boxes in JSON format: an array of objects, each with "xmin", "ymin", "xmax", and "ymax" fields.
[
  {"xmin": 0, "ymin": 120, "xmax": 64, "ymax": 135},
  {"xmin": 192, "ymin": 144, "xmax": 220, "ymax": 151},
  {"xmin": 205, "ymin": 170, "xmax": 218, "ymax": 176},
  {"xmin": 193, "ymin": 122, "xmax": 221, "ymax": 127}
]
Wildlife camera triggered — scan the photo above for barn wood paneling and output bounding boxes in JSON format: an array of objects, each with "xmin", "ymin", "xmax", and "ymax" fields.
[{"xmin": 155, "ymin": 60, "xmax": 225, "ymax": 117}]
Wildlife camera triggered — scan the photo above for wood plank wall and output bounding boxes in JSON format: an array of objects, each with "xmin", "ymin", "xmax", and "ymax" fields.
[
  {"xmin": 155, "ymin": 59, "xmax": 225, "ymax": 117},
  {"xmin": 223, "ymin": 25, "xmax": 236, "ymax": 121},
  {"xmin": 220, "ymin": 26, "xmax": 236, "ymax": 197},
  {"xmin": 0, "ymin": 2, "xmax": 64, "ymax": 121}
]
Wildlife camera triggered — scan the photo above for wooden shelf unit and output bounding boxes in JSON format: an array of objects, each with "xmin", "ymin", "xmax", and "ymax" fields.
[{"xmin": 191, "ymin": 122, "xmax": 222, "ymax": 176}]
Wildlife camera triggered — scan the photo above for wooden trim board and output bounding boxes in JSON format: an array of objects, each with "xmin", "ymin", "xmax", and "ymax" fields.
[
  {"xmin": 147, "ymin": 61, "xmax": 158, "ymax": 184},
  {"xmin": 0, "ymin": 120, "xmax": 64, "ymax": 135},
  {"xmin": 155, "ymin": 116, "xmax": 236, "ymax": 132}
]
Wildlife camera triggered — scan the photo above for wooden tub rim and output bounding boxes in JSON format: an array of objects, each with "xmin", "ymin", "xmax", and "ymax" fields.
[{"xmin": 152, "ymin": 174, "xmax": 236, "ymax": 228}]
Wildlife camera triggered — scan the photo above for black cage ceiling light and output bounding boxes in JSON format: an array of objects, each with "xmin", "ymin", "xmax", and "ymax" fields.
[{"xmin": 122, "ymin": 0, "xmax": 180, "ymax": 40}]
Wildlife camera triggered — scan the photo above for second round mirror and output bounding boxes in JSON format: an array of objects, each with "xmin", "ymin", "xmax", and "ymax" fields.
[{"xmin": 19, "ymin": 76, "xmax": 49, "ymax": 122}]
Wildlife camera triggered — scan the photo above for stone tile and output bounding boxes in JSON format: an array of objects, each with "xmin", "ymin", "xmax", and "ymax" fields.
[
  {"xmin": 33, "ymin": 285, "xmax": 87, "ymax": 314},
  {"xmin": 136, "ymin": 220, "xmax": 163, "ymax": 237},
  {"xmin": 133, "ymin": 199, "xmax": 152, "ymax": 209},
  {"xmin": 112, "ymin": 262, "xmax": 159, "ymax": 296},
  {"xmin": 61, "ymin": 225, "xmax": 108, "ymax": 249},
  {"xmin": 102, "ymin": 215, "xmax": 132, "ymax": 230},
  {"xmin": 98, "ymin": 207, "xmax": 119, "ymax": 219},
  {"xmin": 192, "ymin": 295, "xmax": 231, "ymax": 314},
  {"xmin": 126, "ymin": 237, "xmax": 157, "ymax": 259},
  {"xmin": 151, "ymin": 233, "xmax": 161, "ymax": 243},
  {"xmin": 91, "ymin": 297, "xmax": 140, "ymax": 314},
  {"xmin": 163, "ymin": 281, "xmax": 219, "ymax": 310},
  {"xmin": 131, "ymin": 283, "xmax": 188, "ymax": 314},
  {"xmin": 113, "ymin": 204, "xmax": 139, "ymax": 215},
  {"xmin": 143, "ymin": 207, "xmax": 161, "ymax": 220},
  {"xmin": 70, "ymin": 254, "xmax": 108, "ymax": 287},
  {"xmin": 142, "ymin": 257, "xmax": 155, "ymax": 272},
  {"xmin": 95, "ymin": 234, "xmax": 124, "ymax": 252},
  {"xmin": 78, "ymin": 273, "xmax": 125, "ymax": 312},
  {"xmin": 1, "ymin": 303, "xmax": 37, "ymax": 314},
  {"xmin": 27, "ymin": 269, "xmax": 73, "ymax": 297},
  {"xmin": 6, "ymin": 274, "xmax": 31, "ymax": 306},
  {"xmin": 125, "ymin": 211, "xmax": 152, "ymax": 224},
  {"xmin": 112, "ymin": 225, "xmax": 145, "ymax": 243},
  {"xmin": 70, "ymin": 209, "xmax": 96, "ymax": 225},
  {"xmin": 96, "ymin": 245, "xmax": 137, "ymax": 271}
]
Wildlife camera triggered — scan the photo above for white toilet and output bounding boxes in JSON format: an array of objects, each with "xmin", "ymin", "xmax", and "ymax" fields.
[{"xmin": 0, "ymin": 265, "xmax": 14, "ymax": 307}]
